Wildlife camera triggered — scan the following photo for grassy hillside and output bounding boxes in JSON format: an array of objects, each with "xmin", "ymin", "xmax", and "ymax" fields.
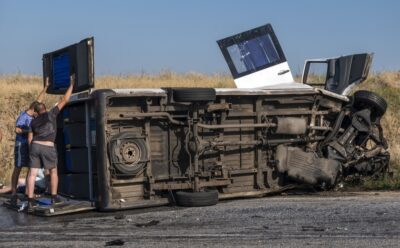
[{"xmin": 0, "ymin": 72, "xmax": 399, "ymax": 186}]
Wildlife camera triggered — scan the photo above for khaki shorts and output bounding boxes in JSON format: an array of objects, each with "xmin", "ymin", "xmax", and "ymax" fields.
[{"xmin": 29, "ymin": 143, "xmax": 58, "ymax": 169}]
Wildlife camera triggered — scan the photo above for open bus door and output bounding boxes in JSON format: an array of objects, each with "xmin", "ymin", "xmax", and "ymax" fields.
[{"xmin": 217, "ymin": 24, "xmax": 294, "ymax": 88}]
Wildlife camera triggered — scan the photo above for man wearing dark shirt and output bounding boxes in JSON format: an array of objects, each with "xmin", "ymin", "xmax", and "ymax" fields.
[{"xmin": 27, "ymin": 75, "xmax": 75, "ymax": 208}]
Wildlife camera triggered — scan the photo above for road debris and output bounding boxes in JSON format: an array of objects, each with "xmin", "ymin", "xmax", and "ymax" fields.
[
  {"xmin": 135, "ymin": 220, "xmax": 160, "ymax": 227},
  {"xmin": 114, "ymin": 214, "xmax": 126, "ymax": 220},
  {"xmin": 105, "ymin": 239, "xmax": 125, "ymax": 246},
  {"xmin": 301, "ymin": 225, "xmax": 326, "ymax": 232}
]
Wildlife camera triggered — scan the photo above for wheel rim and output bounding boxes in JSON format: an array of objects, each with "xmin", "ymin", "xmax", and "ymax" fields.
[{"xmin": 120, "ymin": 141, "xmax": 141, "ymax": 166}]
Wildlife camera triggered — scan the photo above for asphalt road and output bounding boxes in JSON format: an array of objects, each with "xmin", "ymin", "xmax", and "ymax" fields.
[{"xmin": 0, "ymin": 191, "xmax": 399, "ymax": 247}]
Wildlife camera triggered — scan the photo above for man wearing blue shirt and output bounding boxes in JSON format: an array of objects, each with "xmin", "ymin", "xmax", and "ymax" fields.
[{"xmin": 10, "ymin": 79, "xmax": 49, "ymax": 206}]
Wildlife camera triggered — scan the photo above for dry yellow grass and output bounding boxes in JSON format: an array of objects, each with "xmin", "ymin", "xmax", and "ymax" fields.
[
  {"xmin": 0, "ymin": 71, "xmax": 399, "ymax": 184},
  {"xmin": 97, "ymin": 71, "xmax": 235, "ymax": 89},
  {"xmin": 0, "ymin": 72, "xmax": 233, "ymax": 183}
]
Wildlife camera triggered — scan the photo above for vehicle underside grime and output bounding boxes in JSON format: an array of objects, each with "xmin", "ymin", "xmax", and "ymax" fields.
[
  {"xmin": 275, "ymin": 145, "xmax": 341, "ymax": 186},
  {"xmin": 71, "ymin": 86, "xmax": 390, "ymax": 211}
]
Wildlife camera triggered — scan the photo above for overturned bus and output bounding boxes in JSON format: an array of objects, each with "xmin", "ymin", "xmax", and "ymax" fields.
[{"xmin": 16, "ymin": 24, "xmax": 391, "ymax": 215}]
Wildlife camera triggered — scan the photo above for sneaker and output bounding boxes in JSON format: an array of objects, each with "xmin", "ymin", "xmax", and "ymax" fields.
[
  {"xmin": 10, "ymin": 195, "xmax": 18, "ymax": 206},
  {"xmin": 51, "ymin": 195, "xmax": 63, "ymax": 205},
  {"xmin": 28, "ymin": 198, "xmax": 38, "ymax": 210},
  {"xmin": 18, "ymin": 194, "xmax": 28, "ymax": 202}
]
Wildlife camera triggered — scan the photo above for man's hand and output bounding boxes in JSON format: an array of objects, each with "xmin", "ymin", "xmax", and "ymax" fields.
[
  {"xmin": 57, "ymin": 73, "xmax": 75, "ymax": 111},
  {"xmin": 70, "ymin": 74, "xmax": 75, "ymax": 86},
  {"xmin": 36, "ymin": 77, "xmax": 49, "ymax": 103},
  {"xmin": 15, "ymin": 127, "xmax": 23, "ymax": 134},
  {"xmin": 16, "ymin": 127, "xmax": 29, "ymax": 134},
  {"xmin": 45, "ymin": 77, "xmax": 50, "ymax": 88}
]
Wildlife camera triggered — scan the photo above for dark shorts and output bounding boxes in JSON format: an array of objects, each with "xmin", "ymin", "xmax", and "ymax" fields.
[
  {"xmin": 14, "ymin": 142, "xmax": 29, "ymax": 168},
  {"xmin": 29, "ymin": 143, "xmax": 58, "ymax": 169}
]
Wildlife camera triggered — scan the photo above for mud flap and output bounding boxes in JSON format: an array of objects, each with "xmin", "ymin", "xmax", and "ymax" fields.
[{"xmin": 3, "ymin": 196, "xmax": 95, "ymax": 217}]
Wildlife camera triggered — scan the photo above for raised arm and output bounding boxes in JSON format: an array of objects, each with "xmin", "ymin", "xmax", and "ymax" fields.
[
  {"xmin": 56, "ymin": 74, "xmax": 75, "ymax": 111},
  {"xmin": 36, "ymin": 77, "xmax": 50, "ymax": 103}
]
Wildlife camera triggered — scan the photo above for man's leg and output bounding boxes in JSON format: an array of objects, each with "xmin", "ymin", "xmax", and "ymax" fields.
[
  {"xmin": 44, "ymin": 169, "xmax": 50, "ymax": 193},
  {"xmin": 11, "ymin": 142, "xmax": 27, "ymax": 204},
  {"xmin": 27, "ymin": 168, "xmax": 39, "ymax": 199},
  {"xmin": 27, "ymin": 167, "xmax": 39, "ymax": 209},
  {"xmin": 27, "ymin": 143, "xmax": 41, "ymax": 208},
  {"xmin": 43, "ymin": 145, "xmax": 61, "ymax": 204},
  {"xmin": 49, "ymin": 167, "xmax": 58, "ymax": 195},
  {"xmin": 49, "ymin": 167, "xmax": 62, "ymax": 204},
  {"xmin": 11, "ymin": 167, "xmax": 22, "ymax": 196},
  {"xmin": 10, "ymin": 167, "xmax": 24, "ymax": 205},
  {"xmin": 24, "ymin": 173, "xmax": 29, "ymax": 196}
]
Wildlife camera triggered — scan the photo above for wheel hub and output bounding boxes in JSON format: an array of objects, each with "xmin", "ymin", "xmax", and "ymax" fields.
[{"xmin": 120, "ymin": 141, "xmax": 141, "ymax": 165}]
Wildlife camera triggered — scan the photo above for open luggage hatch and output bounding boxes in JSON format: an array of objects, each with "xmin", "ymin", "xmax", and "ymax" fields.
[
  {"xmin": 217, "ymin": 23, "xmax": 294, "ymax": 88},
  {"xmin": 43, "ymin": 37, "xmax": 94, "ymax": 94}
]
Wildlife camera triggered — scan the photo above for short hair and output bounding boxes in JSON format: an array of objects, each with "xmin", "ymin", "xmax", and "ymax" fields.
[
  {"xmin": 34, "ymin": 102, "xmax": 46, "ymax": 114},
  {"xmin": 29, "ymin": 101, "xmax": 39, "ymax": 110}
]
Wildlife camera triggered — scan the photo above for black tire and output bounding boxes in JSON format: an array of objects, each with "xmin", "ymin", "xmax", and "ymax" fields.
[
  {"xmin": 175, "ymin": 190, "xmax": 218, "ymax": 207},
  {"xmin": 353, "ymin": 90, "xmax": 387, "ymax": 117},
  {"xmin": 266, "ymin": 166, "xmax": 285, "ymax": 190},
  {"xmin": 173, "ymin": 88, "xmax": 216, "ymax": 102},
  {"xmin": 109, "ymin": 132, "xmax": 147, "ymax": 175}
]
